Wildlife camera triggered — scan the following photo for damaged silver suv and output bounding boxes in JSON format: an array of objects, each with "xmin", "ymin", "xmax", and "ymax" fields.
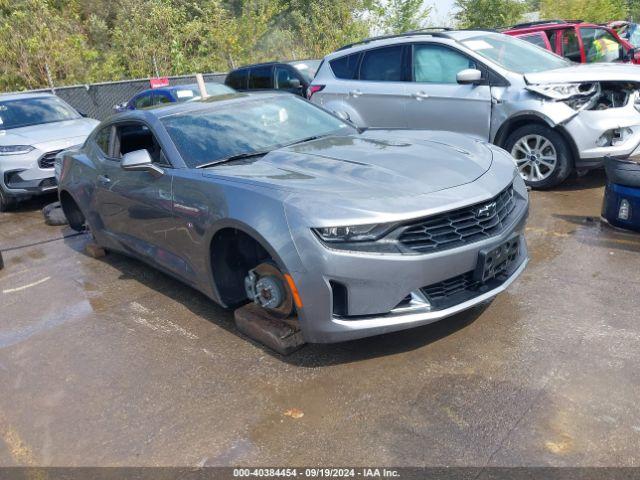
[{"xmin": 311, "ymin": 30, "xmax": 640, "ymax": 188}]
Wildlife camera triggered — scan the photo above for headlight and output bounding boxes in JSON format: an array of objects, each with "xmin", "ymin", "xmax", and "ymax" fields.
[
  {"xmin": 0, "ymin": 145, "xmax": 35, "ymax": 155},
  {"xmin": 313, "ymin": 223, "xmax": 392, "ymax": 243},
  {"xmin": 527, "ymin": 82, "xmax": 598, "ymax": 100}
]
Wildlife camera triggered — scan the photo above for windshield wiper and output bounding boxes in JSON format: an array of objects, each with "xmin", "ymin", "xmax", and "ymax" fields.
[
  {"xmin": 195, "ymin": 150, "xmax": 271, "ymax": 169},
  {"xmin": 283, "ymin": 134, "xmax": 331, "ymax": 147}
]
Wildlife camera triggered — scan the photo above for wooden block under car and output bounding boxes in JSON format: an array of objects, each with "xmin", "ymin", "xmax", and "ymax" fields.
[
  {"xmin": 85, "ymin": 242, "xmax": 106, "ymax": 258},
  {"xmin": 234, "ymin": 302, "xmax": 305, "ymax": 355}
]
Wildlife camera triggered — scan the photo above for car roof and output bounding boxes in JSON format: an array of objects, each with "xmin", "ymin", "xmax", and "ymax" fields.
[
  {"xmin": 135, "ymin": 83, "xmax": 217, "ymax": 96},
  {"xmin": 504, "ymin": 20, "xmax": 608, "ymax": 34},
  {"xmin": 230, "ymin": 62, "xmax": 292, "ymax": 72},
  {"xmin": 114, "ymin": 92, "xmax": 288, "ymax": 121},
  {"xmin": 327, "ymin": 30, "xmax": 492, "ymax": 59},
  {"xmin": 0, "ymin": 92, "xmax": 56, "ymax": 102}
]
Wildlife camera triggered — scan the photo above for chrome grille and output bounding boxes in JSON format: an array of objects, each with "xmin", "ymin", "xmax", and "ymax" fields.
[
  {"xmin": 38, "ymin": 150, "xmax": 61, "ymax": 169},
  {"xmin": 398, "ymin": 184, "xmax": 516, "ymax": 253}
]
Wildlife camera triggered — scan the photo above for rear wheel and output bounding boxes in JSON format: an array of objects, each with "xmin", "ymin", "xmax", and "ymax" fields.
[{"xmin": 505, "ymin": 125, "xmax": 573, "ymax": 189}]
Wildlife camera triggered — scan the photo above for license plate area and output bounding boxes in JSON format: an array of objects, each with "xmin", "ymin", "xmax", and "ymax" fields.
[{"xmin": 473, "ymin": 235, "xmax": 520, "ymax": 283}]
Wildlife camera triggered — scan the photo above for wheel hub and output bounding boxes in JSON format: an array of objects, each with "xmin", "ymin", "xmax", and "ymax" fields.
[{"xmin": 244, "ymin": 262, "xmax": 294, "ymax": 317}]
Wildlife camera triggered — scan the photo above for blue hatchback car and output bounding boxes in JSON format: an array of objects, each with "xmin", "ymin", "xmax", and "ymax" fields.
[{"xmin": 115, "ymin": 83, "xmax": 235, "ymax": 112}]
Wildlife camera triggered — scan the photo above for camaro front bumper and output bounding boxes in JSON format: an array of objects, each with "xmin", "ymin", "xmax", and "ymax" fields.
[{"xmin": 286, "ymin": 180, "xmax": 529, "ymax": 343}]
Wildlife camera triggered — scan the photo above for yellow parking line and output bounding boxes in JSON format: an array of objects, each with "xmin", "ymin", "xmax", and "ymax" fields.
[{"xmin": 0, "ymin": 412, "xmax": 35, "ymax": 466}]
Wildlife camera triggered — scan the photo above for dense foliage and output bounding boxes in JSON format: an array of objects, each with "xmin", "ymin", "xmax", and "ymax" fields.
[{"xmin": 2, "ymin": 0, "xmax": 639, "ymax": 92}]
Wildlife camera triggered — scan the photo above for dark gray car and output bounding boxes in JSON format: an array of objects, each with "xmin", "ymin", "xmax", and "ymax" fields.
[{"xmin": 58, "ymin": 93, "xmax": 529, "ymax": 343}]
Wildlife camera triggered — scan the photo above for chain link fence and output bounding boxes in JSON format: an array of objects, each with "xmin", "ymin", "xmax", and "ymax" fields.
[{"xmin": 12, "ymin": 73, "xmax": 227, "ymax": 121}]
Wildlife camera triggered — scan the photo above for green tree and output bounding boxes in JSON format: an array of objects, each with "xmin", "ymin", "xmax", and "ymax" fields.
[
  {"xmin": 540, "ymin": 0, "xmax": 626, "ymax": 23},
  {"xmin": 0, "ymin": 0, "xmax": 99, "ymax": 90},
  {"xmin": 454, "ymin": 0, "xmax": 526, "ymax": 28},
  {"xmin": 375, "ymin": 0, "xmax": 432, "ymax": 34}
]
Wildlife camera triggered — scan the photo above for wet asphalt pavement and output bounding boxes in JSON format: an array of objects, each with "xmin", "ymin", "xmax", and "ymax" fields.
[{"xmin": 0, "ymin": 171, "xmax": 639, "ymax": 467}]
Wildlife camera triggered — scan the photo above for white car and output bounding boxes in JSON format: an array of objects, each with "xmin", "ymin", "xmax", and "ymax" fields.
[{"xmin": 0, "ymin": 93, "xmax": 99, "ymax": 211}]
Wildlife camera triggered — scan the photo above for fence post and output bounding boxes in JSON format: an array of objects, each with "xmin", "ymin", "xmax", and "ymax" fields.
[{"xmin": 196, "ymin": 73, "xmax": 209, "ymax": 99}]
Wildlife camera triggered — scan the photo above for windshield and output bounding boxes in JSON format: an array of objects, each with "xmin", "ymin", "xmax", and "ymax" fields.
[
  {"xmin": 161, "ymin": 95, "xmax": 352, "ymax": 168},
  {"xmin": 175, "ymin": 83, "xmax": 235, "ymax": 103},
  {"xmin": 289, "ymin": 60, "xmax": 322, "ymax": 81},
  {"xmin": 0, "ymin": 96, "xmax": 80, "ymax": 130},
  {"xmin": 463, "ymin": 33, "xmax": 571, "ymax": 73}
]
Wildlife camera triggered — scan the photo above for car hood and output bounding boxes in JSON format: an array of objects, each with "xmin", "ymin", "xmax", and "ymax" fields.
[
  {"xmin": 0, "ymin": 118, "xmax": 99, "ymax": 147},
  {"xmin": 202, "ymin": 131, "xmax": 493, "ymax": 197},
  {"xmin": 525, "ymin": 63, "xmax": 640, "ymax": 85}
]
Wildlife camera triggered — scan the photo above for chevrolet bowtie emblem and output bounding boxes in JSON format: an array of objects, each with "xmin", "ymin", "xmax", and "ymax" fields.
[{"xmin": 476, "ymin": 201, "xmax": 497, "ymax": 218}]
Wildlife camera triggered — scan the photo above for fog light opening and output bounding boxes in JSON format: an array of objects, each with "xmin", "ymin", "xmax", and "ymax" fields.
[{"xmin": 597, "ymin": 128, "xmax": 633, "ymax": 147}]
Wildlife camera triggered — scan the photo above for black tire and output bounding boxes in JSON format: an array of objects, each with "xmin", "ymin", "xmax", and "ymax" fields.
[
  {"xmin": 0, "ymin": 189, "xmax": 15, "ymax": 212},
  {"xmin": 42, "ymin": 201, "xmax": 69, "ymax": 226},
  {"xmin": 504, "ymin": 124, "xmax": 573, "ymax": 189},
  {"xmin": 60, "ymin": 193, "xmax": 86, "ymax": 232}
]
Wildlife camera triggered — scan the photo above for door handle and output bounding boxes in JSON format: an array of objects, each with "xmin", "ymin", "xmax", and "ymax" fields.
[
  {"xmin": 98, "ymin": 175, "xmax": 111, "ymax": 185},
  {"xmin": 412, "ymin": 91, "xmax": 430, "ymax": 100},
  {"xmin": 349, "ymin": 89, "xmax": 362, "ymax": 97}
]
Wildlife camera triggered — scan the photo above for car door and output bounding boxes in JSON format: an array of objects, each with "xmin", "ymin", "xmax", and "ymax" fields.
[
  {"xmin": 404, "ymin": 43, "xmax": 492, "ymax": 141},
  {"xmin": 340, "ymin": 44, "xmax": 410, "ymax": 128},
  {"xmin": 94, "ymin": 121, "xmax": 175, "ymax": 265}
]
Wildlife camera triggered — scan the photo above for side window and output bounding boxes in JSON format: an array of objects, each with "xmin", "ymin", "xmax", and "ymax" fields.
[
  {"xmin": 113, "ymin": 123, "xmax": 169, "ymax": 167},
  {"xmin": 360, "ymin": 46, "xmax": 404, "ymax": 81},
  {"xmin": 413, "ymin": 44, "xmax": 476, "ymax": 84},
  {"xmin": 226, "ymin": 69, "xmax": 248, "ymax": 89},
  {"xmin": 248, "ymin": 66, "xmax": 273, "ymax": 89},
  {"xmin": 275, "ymin": 66, "xmax": 299, "ymax": 89},
  {"xmin": 94, "ymin": 127, "xmax": 112, "ymax": 156},
  {"xmin": 134, "ymin": 93, "xmax": 153, "ymax": 110},
  {"xmin": 330, "ymin": 53, "xmax": 361, "ymax": 79},
  {"xmin": 561, "ymin": 29, "xmax": 582, "ymax": 62},
  {"xmin": 581, "ymin": 28, "xmax": 622, "ymax": 63},
  {"xmin": 519, "ymin": 33, "xmax": 549, "ymax": 50},
  {"xmin": 154, "ymin": 93, "xmax": 172, "ymax": 106}
]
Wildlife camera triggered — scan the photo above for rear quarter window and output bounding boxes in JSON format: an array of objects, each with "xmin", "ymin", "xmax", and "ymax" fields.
[{"xmin": 329, "ymin": 53, "xmax": 361, "ymax": 79}]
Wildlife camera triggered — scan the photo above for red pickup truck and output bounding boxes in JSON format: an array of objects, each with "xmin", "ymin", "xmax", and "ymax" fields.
[{"xmin": 503, "ymin": 20, "xmax": 640, "ymax": 65}]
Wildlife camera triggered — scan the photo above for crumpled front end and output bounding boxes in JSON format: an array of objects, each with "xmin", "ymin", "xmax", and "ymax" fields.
[{"xmin": 521, "ymin": 78, "xmax": 640, "ymax": 168}]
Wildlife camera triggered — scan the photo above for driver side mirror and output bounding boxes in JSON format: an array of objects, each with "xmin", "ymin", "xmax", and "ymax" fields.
[
  {"xmin": 288, "ymin": 78, "xmax": 302, "ymax": 90},
  {"xmin": 456, "ymin": 68, "xmax": 484, "ymax": 85},
  {"xmin": 121, "ymin": 149, "xmax": 164, "ymax": 177}
]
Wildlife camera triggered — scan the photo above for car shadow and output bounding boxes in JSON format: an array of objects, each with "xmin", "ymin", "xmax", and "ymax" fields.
[
  {"xmin": 74, "ymin": 239, "xmax": 486, "ymax": 366},
  {"xmin": 553, "ymin": 169, "xmax": 606, "ymax": 192},
  {"xmin": 5, "ymin": 193, "xmax": 58, "ymax": 213}
]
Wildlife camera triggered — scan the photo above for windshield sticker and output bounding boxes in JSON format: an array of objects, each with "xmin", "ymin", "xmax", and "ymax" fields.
[
  {"xmin": 464, "ymin": 40, "xmax": 494, "ymax": 50},
  {"xmin": 176, "ymin": 90, "xmax": 195, "ymax": 98}
]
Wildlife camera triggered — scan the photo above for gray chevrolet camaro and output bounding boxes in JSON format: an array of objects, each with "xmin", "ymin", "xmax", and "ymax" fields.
[{"xmin": 58, "ymin": 92, "xmax": 529, "ymax": 343}]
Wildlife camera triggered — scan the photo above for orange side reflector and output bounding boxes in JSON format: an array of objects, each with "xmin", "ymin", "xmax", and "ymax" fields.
[{"xmin": 284, "ymin": 273, "xmax": 303, "ymax": 309}]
